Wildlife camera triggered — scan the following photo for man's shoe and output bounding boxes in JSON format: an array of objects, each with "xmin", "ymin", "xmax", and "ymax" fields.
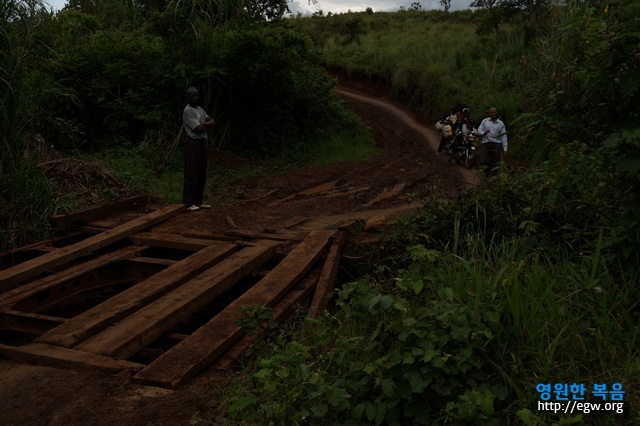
[
  {"xmin": 186, "ymin": 205, "xmax": 200, "ymax": 211},
  {"xmin": 198, "ymin": 204, "xmax": 211, "ymax": 209}
]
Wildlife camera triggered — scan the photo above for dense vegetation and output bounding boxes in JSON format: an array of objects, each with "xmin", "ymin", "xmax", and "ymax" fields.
[
  {"xmin": 1, "ymin": 0, "xmax": 367, "ymax": 249},
  {"xmin": 2, "ymin": 0, "xmax": 639, "ymax": 424},
  {"xmin": 212, "ymin": 2, "xmax": 640, "ymax": 425}
]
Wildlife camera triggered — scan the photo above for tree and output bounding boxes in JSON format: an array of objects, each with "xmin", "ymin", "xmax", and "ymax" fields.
[
  {"xmin": 470, "ymin": 0, "xmax": 551, "ymax": 31},
  {"xmin": 440, "ymin": 0, "xmax": 451, "ymax": 12},
  {"xmin": 246, "ymin": 0, "xmax": 290, "ymax": 22},
  {"xmin": 469, "ymin": 0, "xmax": 499, "ymax": 16}
]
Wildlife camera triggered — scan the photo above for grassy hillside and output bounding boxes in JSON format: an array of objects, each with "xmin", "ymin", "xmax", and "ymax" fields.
[{"xmin": 289, "ymin": 9, "xmax": 523, "ymax": 127}]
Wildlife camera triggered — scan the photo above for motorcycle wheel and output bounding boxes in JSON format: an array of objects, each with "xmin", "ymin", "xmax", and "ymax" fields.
[{"xmin": 465, "ymin": 149, "xmax": 474, "ymax": 169}]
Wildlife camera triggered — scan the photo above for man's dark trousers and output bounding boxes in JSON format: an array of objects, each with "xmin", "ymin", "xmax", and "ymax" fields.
[
  {"xmin": 481, "ymin": 142, "xmax": 502, "ymax": 177},
  {"xmin": 183, "ymin": 136, "xmax": 208, "ymax": 206}
]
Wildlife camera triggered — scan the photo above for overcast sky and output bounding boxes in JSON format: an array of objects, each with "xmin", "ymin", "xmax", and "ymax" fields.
[
  {"xmin": 45, "ymin": 0, "xmax": 473, "ymax": 15},
  {"xmin": 289, "ymin": 0, "xmax": 472, "ymax": 15}
]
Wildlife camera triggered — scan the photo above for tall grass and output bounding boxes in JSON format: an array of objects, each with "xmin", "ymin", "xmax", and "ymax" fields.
[
  {"xmin": 419, "ymin": 229, "xmax": 639, "ymax": 423},
  {"xmin": 292, "ymin": 10, "xmax": 525, "ymax": 122},
  {"xmin": 0, "ymin": 161, "xmax": 53, "ymax": 250},
  {"xmin": 0, "ymin": 0, "xmax": 60, "ymax": 249}
]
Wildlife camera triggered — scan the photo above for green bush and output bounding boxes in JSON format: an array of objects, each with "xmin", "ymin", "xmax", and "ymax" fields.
[
  {"xmin": 211, "ymin": 26, "xmax": 344, "ymax": 156},
  {"xmin": 0, "ymin": 162, "xmax": 53, "ymax": 250},
  {"xmin": 218, "ymin": 273, "xmax": 497, "ymax": 425}
]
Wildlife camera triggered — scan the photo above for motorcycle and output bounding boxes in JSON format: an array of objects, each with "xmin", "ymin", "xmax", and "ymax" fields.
[{"xmin": 447, "ymin": 127, "xmax": 480, "ymax": 169}]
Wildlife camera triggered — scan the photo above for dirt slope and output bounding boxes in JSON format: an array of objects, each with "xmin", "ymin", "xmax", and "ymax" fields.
[
  {"xmin": 0, "ymin": 85, "xmax": 481, "ymax": 426},
  {"xmin": 153, "ymin": 86, "xmax": 476, "ymax": 239}
]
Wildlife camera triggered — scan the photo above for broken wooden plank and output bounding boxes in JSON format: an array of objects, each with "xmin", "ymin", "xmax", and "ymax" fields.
[
  {"xmin": 75, "ymin": 245, "xmax": 274, "ymax": 359},
  {"xmin": 281, "ymin": 216, "xmax": 310, "ymax": 229},
  {"xmin": 225, "ymin": 229, "xmax": 305, "ymax": 242},
  {"xmin": 0, "ymin": 232, "xmax": 81, "ymax": 255},
  {"xmin": 233, "ymin": 189, "xmax": 278, "ymax": 206},
  {"xmin": 0, "ymin": 204, "xmax": 185, "ymax": 292},
  {"xmin": 35, "ymin": 242, "xmax": 240, "ymax": 349},
  {"xmin": 75, "ymin": 225, "xmax": 111, "ymax": 234},
  {"xmin": 129, "ymin": 232, "xmax": 218, "ymax": 251},
  {"xmin": 48, "ymin": 194, "xmax": 148, "ymax": 231},
  {"xmin": 0, "ymin": 245, "xmax": 148, "ymax": 310},
  {"xmin": 132, "ymin": 229, "xmax": 336, "ymax": 388},
  {"xmin": 214, "ymin": 265, "xmax": 322, "ymax": 370},
  {"xmin": 0, "ymin": 311, "xmax": 66, "ymax": 335},
  {"xmin": 226, "ymin": 215, "xmax": 238, "ymax": 229},
  {"xmin": 309, "ymin": 231, "xmax": 346, "ymax": 318},
  {"xmin": 0, "ymin": 343, "xmax": 144, "ymax": 374},
  {"xmin": 83, "ymin": 219, "xmax": 121, "ymax": 229}
]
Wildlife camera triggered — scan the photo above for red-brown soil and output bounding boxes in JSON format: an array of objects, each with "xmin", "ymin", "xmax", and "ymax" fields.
[{"xmin": 0, "ymin": 83, "xmax": 481, "ymax": 426}]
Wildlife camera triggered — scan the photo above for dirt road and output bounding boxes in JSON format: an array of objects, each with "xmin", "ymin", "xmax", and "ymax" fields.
[
  {"xmin": 0, "ymin": 85, "xmax": 479, "ymax": 426},
  {"xmin": 152, "ymin": 85, "xmax": 476, "ymax": 239}
]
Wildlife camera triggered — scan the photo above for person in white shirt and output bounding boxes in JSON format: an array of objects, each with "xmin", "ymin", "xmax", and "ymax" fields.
[
  {"xmin": 182, "ymin": 87, "xmax": 215, "ymax": 211},
  {"xmin": 477, "ymin": 107, "xmax": 507, "ymax": 178}
]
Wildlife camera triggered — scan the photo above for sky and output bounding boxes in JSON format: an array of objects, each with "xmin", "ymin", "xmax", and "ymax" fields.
[
  {"xmin": 44, "ymin": 0, "xmax": 473, "ymax": 15},
  {"xmin": 288, "ymin": 0, "xmax": 472, "ymax": 16}
]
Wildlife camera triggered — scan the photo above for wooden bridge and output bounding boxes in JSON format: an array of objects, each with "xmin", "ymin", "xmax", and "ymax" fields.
[{"xmin": 0, "ymin": 197, "xmax": 346, "ymax": 388}]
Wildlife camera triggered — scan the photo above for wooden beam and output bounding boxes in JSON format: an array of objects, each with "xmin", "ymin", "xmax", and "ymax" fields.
[
  {"xmin": 0, "ymin": 204, "xmax": 185, "ymax": 292},
  {"xmin": 35, "ymin": 243, "xmax": 240, "ymax": 348},
  {"xmin": 75, "ymin": 246, "xmax": 274, "ymax": 359},
  {"xmin": 48, "ymin": 194, "xmax": 148, "ymax": 231},
  {"xmin": 214, "ymin": 266, "xmax": 321, "ymax": 370},
  {"xmin": 0, "ymin": 232, "xmax": 82, "ymax": 254},
  {"xmin": 225, "ymin": 229, "xmax": 305, "ymax": 242},
  {"xmin": 0, "ymin": 245, "xmax": 148, "ymax": 310},
  {"xmin": 129, "ymin": 232, "xmax": 219, "ymax": 251},
  {"xmin": 126, "ymin": 257, "xmax": 177, "ymax": 267},
  {"xmin": 75, "ymin": 225, "xmax": 111, "ymax": 234},
  {"xmin": 132, "ymin": 229, "xmax": 336, "ymax": 388},
  {"xmin": 0, "ymin": 311, "xmax": 66, "ymax": 335},
  {"xmin": 0, "ymin": 343, "xmax": 144, "ymax": 374},
  {"xmin": 308, "ymin": 231, "xmax": 346, "ymax": 318},
  {"xmin": 181, "ymin": 233, "xmax": 242, "ymax": 242}
]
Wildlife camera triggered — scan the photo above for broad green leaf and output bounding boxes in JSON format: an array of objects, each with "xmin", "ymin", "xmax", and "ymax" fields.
[
  {"xmin": 379, "ymin": 294, "xmax": 393, "ymax": 309},
  {"xmin": 381, "ymin": 377, "xmax": 396, "ymax": 397},
  {"xmin": 412, "ymin": 278, "xmax": 424, "ymax": 294},
  {"xmin": 311, "ymin": 403, "xmax": 328, "ymax": 417},
  {"xmin": 352, "ymin": 402, "xmax": 366, "ymax": 419},
  {"xmin": 365, "ymin": 402, "xmax": 378, "ymax": 421}
]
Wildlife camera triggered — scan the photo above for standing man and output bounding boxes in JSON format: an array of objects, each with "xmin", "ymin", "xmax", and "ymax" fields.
[
  {"xmin": 182, "ymin": 87, "xmax": 215, "ymax": 211},
  {"xmin": 477, "ymin": 107, "xmax": 507, "ymax": 178}
]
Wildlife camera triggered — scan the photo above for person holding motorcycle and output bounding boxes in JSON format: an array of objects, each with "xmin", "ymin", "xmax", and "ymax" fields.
[
  {"xmin": 447, "ymin": 108, "xmax": 475, "ymax": 164},
  {"xmin": 457, "ymin": 108, "xmax": 475, "ymax": 134},
  {"xmin": 435, "ymin": 107, "xmax": 459, "ymax": 155},
  {"xmin": 478, "ymin": 107, "xmax": 508, "ymax": 178}
]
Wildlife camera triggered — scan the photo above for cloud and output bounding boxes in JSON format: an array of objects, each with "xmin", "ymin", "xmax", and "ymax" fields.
[
  {"xmin": 46, "ymin": 0, "xmax": 473, "ymax": 16},
  {"xmin": 289, "ymin": 0, "xmax": 472, "ymax": 16}
]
